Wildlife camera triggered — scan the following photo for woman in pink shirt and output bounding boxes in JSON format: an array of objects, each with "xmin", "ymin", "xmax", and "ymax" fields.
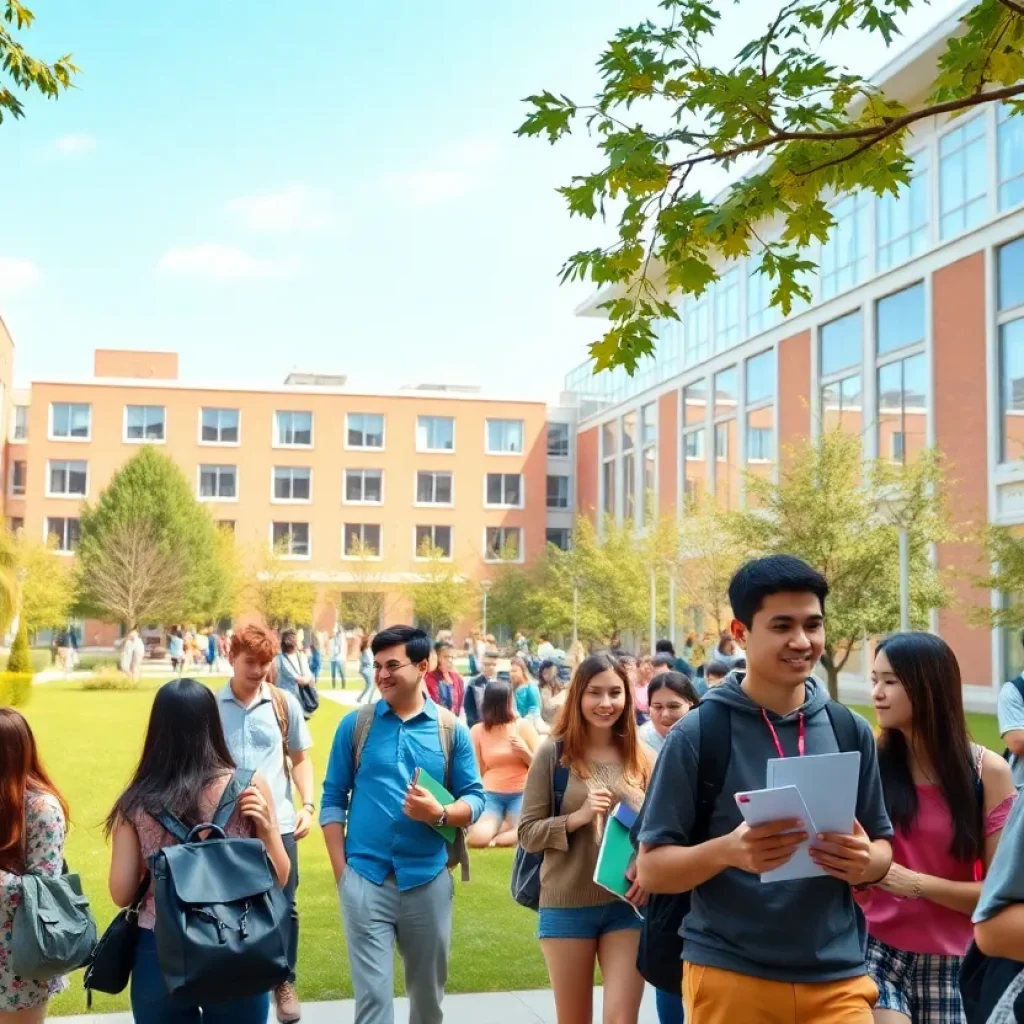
[{"xmin": 861, "ymin": 632, "xmax": 1017, "ymax": 1024}]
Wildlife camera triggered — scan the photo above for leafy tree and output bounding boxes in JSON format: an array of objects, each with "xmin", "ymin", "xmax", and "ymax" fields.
[
  {"xmin": 0, "ymin": 527, "xmax": 17, "ymax": 634},
  {"xmin": 18, "ymin": 533, "xmax": 75, "ymax": 634},
  {"xmin": 76, "ymin": 447, "xmax": 228, "ymax": 628},
  {"xmin": 335, "ymin": 539, "xmax": 389, "ymax": 633},
  {"xmin": 726, "ymin": 429, "xmax": 951, "ymax": 697},
  {"xmin": 6, "ymin": 616, "xmax": 31, "ymax": 673},
  {"xmin": 677, "ymin": 497, "xmax": 744, "ymax": 634},
  {"xmin": 968, "ymin": 525, "xmax": 1024, "ymax": 629},
  {"xmin": 407, "ymin": 545, "xmax": 470, "ymax": 634},
  {"xmin": 1, "ymin": 2, "xmax": 79, "ymax": 126},
  {"xmin": 530, "ymin": 527, "xmax": 609, "ymax": 644},
  {"xmin": 518, "ymin": 0, "xmax": 1024, "ymax": 372},
  {"xmin": 246, "ymin": 541, "xmax": 317, "ymax": 631},
  {"xmin": 485, "ymin": 561, "xmax": 537, "ymax": 637}
]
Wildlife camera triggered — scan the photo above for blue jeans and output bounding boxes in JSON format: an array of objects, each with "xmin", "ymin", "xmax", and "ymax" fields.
[
  {"xmin": 358, "ymin": 667, "xmax": 374, "ymax": 703},
  {"xmin": 131, "ymin": 928, "xmax": 270, "ymax": 1023},
  {"xmin": 655, "ymin": 985, "xmax": 685, "ymax": 1024},
  {"xmin": 482, "ymin": 790, "xmax": 523, "ymax": 821},
  {"xmin": 331, "ymin": 659, "xmax": 344, "ymax": 687},
  {"xmin": 537, "ymin": 902, "xmax": 641, "ymax": 940}
]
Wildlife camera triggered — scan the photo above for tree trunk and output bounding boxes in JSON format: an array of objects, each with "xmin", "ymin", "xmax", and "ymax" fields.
[{"xmin": 820, "ymin": 652, "xmax": 840, "ymax": 700}]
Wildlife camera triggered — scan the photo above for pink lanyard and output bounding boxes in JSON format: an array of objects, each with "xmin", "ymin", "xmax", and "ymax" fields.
[{"xmin": 761, "ymin": 709, "xmax": 805, "ymax": 758}]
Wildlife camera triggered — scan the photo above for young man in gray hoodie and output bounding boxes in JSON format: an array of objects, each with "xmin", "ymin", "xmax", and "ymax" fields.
[{"xmin": 637, "ymin": 554, "xmax": 893, "ymax": 1023}]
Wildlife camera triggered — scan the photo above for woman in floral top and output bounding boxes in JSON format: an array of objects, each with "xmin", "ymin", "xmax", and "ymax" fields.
[{"xmin": 0, "ymin": 708, "xmax": 70, "ymax": 1021}]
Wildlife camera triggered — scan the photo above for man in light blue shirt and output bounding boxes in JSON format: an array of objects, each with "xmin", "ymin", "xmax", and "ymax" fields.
[{"xmin": 321, "ymin": 625, "xmax": 484, "ymax": 1024}]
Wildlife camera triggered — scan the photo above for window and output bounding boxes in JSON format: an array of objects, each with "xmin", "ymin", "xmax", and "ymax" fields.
[
  {"xmin": 641, "ymin": 402, "xmax": 657, "ymax": 516},
  {"xmin": 878, "ymin": 353, "xmax": 927, "ymax": 465},
  {"xmin": 46, "ymin": 517, "xmax": 80, "ymax": 553},
  {"xmin": 622, "ymin": 412, "xmax": 637, "ymax": 520},
  {"xmin": 747, "ymin": 254, "xmax": 780, "ymax": 337},
  {"xmin": 683, "ymin": 380, "xmax": 706, "ymax": 428},
  {"xmin": 821, "ymin": 374, "xmax": 863, "ymax": 434},
  {"xmin": 485, "ymin": 472, "xmax": 522, "ymax": 507},
  {"xmin": 7, "ymin": 517, "xmax": 23, "ymax": 535},
  {"xmin": 275, "ymin": 410, "xmax": 313, "ymax": 447},
  {"xmin": 712, "ymin": 367, "xmax": 738, "ymax": 507},
  {"xmin": 745, "ymin": 350, "xmax": 776, "ymax": 483},
  {"xmin": 273, "ymin": 466, "xmax": 312, "ymax": 502},
  {"xmin": 745, "ymin": 350, "xmax": 775, "ymax": 406},
  {"xmin": 877, "ymin": 283, "xmax": 925, "ymax": 356},
  {"xmin": 891, "ymin": 432, "xmax": 906, "ymax": 462},
  {"xmin": 546, "ymin": 527, "xmax": 571, "ymax": 551},
  {"xmin": 345, "ymin": 469, "xmax": 383, "ymax": 504},
  {"xmin": 486, "ymin": 418, "xmax": 524, "ymax": 454},
  {"xmin": 999, "ymin": 236, "xmax": 1024, "ymax": 313},
  {"xmin": 547, "ymin": 475, "xmax": 570, "ymax": 509},
  {"xmin": 820, "ymin": 192, "xmax": 871, "ymax": 299},
  {"xmin": 601, "ymin": 421, "xmax": 616, "ymax": 516},
  {"xmin": 10, "ymin": 460, "xmax": 26, "ymax": 497},
  {"xmin": 877, "ymin": 150, "xmax": 929, "ymax": 271},
  {"xmin": 547, "ymin": 421, "xmax": 570, "ymax": 457},
  {"xmin": 201, "ymin": 407, "xmax": 240, "ymax": 444},
  {"xmin": 999, "ymin": 102, "xmax": 1024, "ymax": 212},
  {"xmin": 714, "ymin": 367, "xmax": 738, "ymax": 417},
  {"xmin": 685, "ymin": 292, "xmax": 711, "ymax": 365},
  {"xmin": 272, "ymin": 522, "xmax": 310, "ymax": 558},
  {"xmin": 641, "ymin": 403, "xmax": 657, "ymax": 446},
  {"xmin": 714, "ymin": 267, "xmax": 741, "ymax": 351},
  {"xmin": 1000, "ymin": 321, "xmax": 1024, "ymax": 462},
  {"xmin": 683, "ymin": 426, "xmax": 705, "ymax": 504},
  {"xmin": 416, "ymin": 470, "xmax": 453, "ymax": 505},
  {"xmin": 125, "ymin": 405, "xmax": 166, "ymax": 442},
  {"xmin": 416, "ymin": 415, "xmax": 454, "ymax": 452},
  {"xmin": 343, "ymin": 523, "xmax": 381, "ymax": 558},
  {"xmin": 199, "ymin": 465, "xmax": 237, "ymax": 500},
  {"xmin": 715, "ymin": 423, "xmax": 730, "ymax": 460},
  {"xmin": 939, "ymin": 115, "xmax": 987, "ymax": 240},
  {"xmin": 415, "ymin": 524, "xmax": 452, "ymax": 559},
  {"xmin": 820, "ymin": 311, "xmax": 862, "ymax": 377},
  {"xmin": 684, "ymin": 431, "xmax": 704, "ymax": 459},
  {"xmin": 47, "ymin": 459, "xmax": 88, "ymax": 497},
  {"xmin": 485, "ymin": 526, "xmax": 522, "ymax": 562},
  {"xmin": 347, "ymin": 412, "xmax": 385, "ymax": 450},
  {"xmin": 747, "ymin": 426, "xmax": 772, "ymax": 461},
  {"xmin": 12, "ymin": 405, "xmax": 27, "ymax": 441}
]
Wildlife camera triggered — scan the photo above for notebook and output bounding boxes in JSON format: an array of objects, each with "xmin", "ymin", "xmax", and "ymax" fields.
[
  {"xmin": 412, "ymin": 767, "xmax": 457, "ymax": 842},
  {"xmin": 593, "ymin": 802, "xmax": 640, "ymax": 909}
]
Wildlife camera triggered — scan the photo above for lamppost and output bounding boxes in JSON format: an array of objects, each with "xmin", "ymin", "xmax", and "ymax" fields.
[{"xmin": 481, "ymin": 579, "xmax": 492, "ymax": 637}]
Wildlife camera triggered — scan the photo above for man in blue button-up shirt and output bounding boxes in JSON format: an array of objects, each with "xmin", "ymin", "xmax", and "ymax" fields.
[{"xmin": 321, "ymin": 625, "xmax": 484, "ymax": 1024}]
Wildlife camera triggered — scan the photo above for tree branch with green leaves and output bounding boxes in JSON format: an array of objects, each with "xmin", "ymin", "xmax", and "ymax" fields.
[{"xmin": 1, "ymin": 1, "xmax": 78, "ymax": 125}]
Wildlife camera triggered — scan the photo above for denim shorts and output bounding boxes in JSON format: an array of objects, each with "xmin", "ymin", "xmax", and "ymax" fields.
[
  {"xmin": 537, "ymin": 901, "xmax": 641, "ymax": 940},
  {"xmin": 482, "ymin": 790, "xmax": 523, "ymax": 820}
]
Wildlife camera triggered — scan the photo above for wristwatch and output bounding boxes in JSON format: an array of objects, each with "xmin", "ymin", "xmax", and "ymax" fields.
[
  {"xmin": 303, "ymin": 802, "xmax": 316, "ymax": 813},
  {"xmin": 435, "ymin": 807, "xmax": 449, "ymax": 829}
]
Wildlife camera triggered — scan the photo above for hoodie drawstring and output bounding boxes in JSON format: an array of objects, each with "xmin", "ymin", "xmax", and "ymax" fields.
[{"xmin": 761, "ymin": 708, "xmax": 806, "ymax": 759}]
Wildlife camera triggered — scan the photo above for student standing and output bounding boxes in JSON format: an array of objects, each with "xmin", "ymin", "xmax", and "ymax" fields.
[
  {"xmin": 637, "ymin": 555, "xmax": 894, "ymax": 1024},
  {"xmin": 219, "ymin": 626, "xmax": 315, "ymax": 1024},
  {"xmin": 320, "ymin": 626, "xmax": 484, "ymax": 1024},
  {"xmin": 106, "ymin": 679, "xmax": 290, "ymax": 1024},
  {"xmin": 357, "ymin": 635, "xmax": 375, "ymax": 704},
  {"xmin": 464, "ymin": 649, "xmax": 499, "ymax": 729},
  {"xmin": 538, "ymin": 659, "xmax": 567, "ymax": 728},
  {"xmin": 995, "ymin": 632, "xmax": 1024, "ymax": 789},
  {"xmin": 639, "ymin": 671, "xmax": 701, "ymax": 757},
  {"xmin": 425, "ymin": 641, "xmax": 466, "ymax": 715},
  {"xmin": 0, "ymin": 709, "xmax": 69, "ymax": 1022},
  {"xmin": 518, "ymin": 653, "xmax": 654, "ymax": 1024},
  {"xmin": 860, "ymin": 632, "xmax": 1016, "ymax": 1024},
  {"xmin": 330, "ymin": 628, "xmax": 346, "ymax": 689},
  {"xmin": 510, "ymin": 656, "xmax": 544, "ymax": 727},
  {"xmin": 274, "ymin": 629, "xmax": 315, "ymax": 707},
  {"xmin": 468, "ymin": 678, "xmax": 540, "ymax": 848}
]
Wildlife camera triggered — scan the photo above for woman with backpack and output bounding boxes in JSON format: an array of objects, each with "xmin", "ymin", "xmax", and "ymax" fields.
[
  {"xmin": 859, "ymin": 632, "xmax": 1016, "ymax": 1023},
  {"xmin": 518, "ymin": 653, "xmax": 655, "ymax": 1024},
  {"xmin": 106, "ymin": 678, "xmax": 291, "ymax": 1023},
  {"xmin": 273, "ymin": 630, "xmax": 315, "ymax": 706},
  {"xmin": 0, "ymin": 708, "xmax": 69, "ymax": 1021}
]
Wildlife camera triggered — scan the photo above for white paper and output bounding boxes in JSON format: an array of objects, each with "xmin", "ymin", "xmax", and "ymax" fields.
[{"xmin": 735, "ymin": 785, "xmax": 820, "ymax": 883}]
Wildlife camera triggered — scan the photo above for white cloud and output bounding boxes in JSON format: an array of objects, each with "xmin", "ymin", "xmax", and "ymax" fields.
[
  {"xmin": 53, "ymin": 133, "xmax": 97, "ymax": 156},
  {"xmin": 158, "ymin": 244, "xmax": 296, "ymax": 282},
  {"xmin": 226, "ymin": 186, "xmax": 334, "ymax": 233},
  {"xmin": 385, "ymin": 138, "xmax": 502, "ymax": 208},
  {"xmin": 0, "ymin": 257, "xmax": 42, "ymax": 295}
]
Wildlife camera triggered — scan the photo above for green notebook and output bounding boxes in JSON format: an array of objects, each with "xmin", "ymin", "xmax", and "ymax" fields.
[
  {"xmin": 593, "ymin": 802, "xmax": 640, "ymax": 909},
  {"xmin": 413, "ymin": 767, "xmax": 457, "ymax": 842}
]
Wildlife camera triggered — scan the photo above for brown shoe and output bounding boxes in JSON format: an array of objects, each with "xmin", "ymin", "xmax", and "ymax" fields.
[{"xmin": 274, "ymin": 982, "xmax": 301, "ymax": 1023}]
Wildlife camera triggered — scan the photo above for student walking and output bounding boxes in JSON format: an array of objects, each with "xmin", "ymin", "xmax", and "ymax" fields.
[
  {"xmin": 859, "ymin": 632, "xmax": 1016, "ymax": 1024},
  {"xmin": 639, "ymin": 671, "xmax": 701, "ymax": 757},
  {"xmin": 206, "ymin": 629, "xmax": 219, "ymax": 674},
  {"xmin": 330, "ymin": 629, "xmax": 346, "ymax": 689},
  {"xmin": 464, "ymin": 649, "xmax": 499, "ymax": 729},
  {"xmin": 106, "ymin": 678, "xmax": 290, "ymax": 1023},
  {"xmin": 0, "ymin": 708, "xmax": 70, "ymax": 1021},
  {"xmin": 320, "ymin": 626, "xmax": 485, "ymax": 1024},
  {"xmin": 168, "ymin": 627, "xmax": 184, "ymax": 676},
  {"xmin": 220, "ymin": 626, "xmax": 315, "ymax": 1024},
  {"xmin": 518, "ymin": 653, "xmax": 655, "ymax": 1024},
  {"xmin": 357, "ymin": 635, "xmax": 375, "ymax": 704},
  {"xmin": 636, "ymin": 555, "xmax": 894, "ymax": 1024},
  {"xmin": 425, "ymin": 641, "xmax": 466, "ymax": 715},
  {"xmin": 273, "ymin": 630, "xmax": 315, "ymax": 705},
  {"xmin": 468, "ymin": 678, "xmax": 540, "ymax": 848}
]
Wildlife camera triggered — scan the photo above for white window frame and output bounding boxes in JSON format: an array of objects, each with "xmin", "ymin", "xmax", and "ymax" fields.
[
  {"xmin": 123, "ymin": 404, "xmax": 167, "ymax": 444},
  {"xmin": 416, "ymin": 415, "xmax": 455, "ymax": 453},
  {"xmin": 938, "ymin": 112, "xmax": 988, "ymax": 241},
  {"xmin": 681, "ymin": 380, "xmax": 708, "ymax": 506},
  {"xmin": 342, "ymin": 522, "xmax": 383, "ymax": 561},
  {"xmin": 48, "ymin": 402, "xmax": 92, "ymax": 442},
  {"xmin": 273, "ymin": 410, "xmax": 314, "ymax": 449},
  {"xmin": 271, "ymin": 466, "xmax": 313, "ymax": 504},
  {"xmin": 545, "ymin": 527, "xmax": 572, "ymax": 552},
  {"xmin": 998, "ymin": 101, "xmax": 1024, "ymax": 213},
  {"xmin": 413, "ymin": 524, "xmax": 453, "ymax": 560},
  {"xmin": 197, "ymin": 464, "xmax": 239, "ymax": 503},
  {"xmin": 46, "ymin": 458, "xmax": 89, "ymax": 499},
  {"xmin": 483, "ymin": 471, "xmax": 524, "ymax": 509},
  {"xmin": 744, "ymin": 346, "xmax": 777, "ymax": 472},
  {"xmin": 547, "ymin": 421, "xmax": 570, "ymax": 458},
  {"xmin": 198, "ymin": 407, "xmax": 242, "ymax": 447},
  {"xmin": 343, "ymin": 468, "xmax": 385, "ymax": 506},
  {"xmin": 746, "ymin": 248, "xmax": 780, "ymax": 338},
  {"xmin": 483, "ymin": 526, "xmax": 524, "ymax": 564},
  {"xmin": 415, "ymin": 470, "xmax": 454, "ymax": 508},
  {"xmin": 345, "ymin": 412, "xmax": 386, "ymax": 452},
  {"xmin": 684, "ymin": 291, "xmax": 711, "ymax": 366},
  {"xmin": 820, "ymin": 191, "xmax": 872, "ymax": 300},
  {"xmin": 998, "ymin": 238, "xmax": 1024, "ymax": 464},
  {"xmin": 546, "ymin": 474, "xmax": 571, "ymax": 509},
  {"xmin": 270, "ymin": 521, "xmax": 311, "ymax": 560},
  {"xmin": 713, "ymin": 266, "xmax": 741, "ymax": 352},
  {"xmin": 10, "ymin": 405, "xmax": 28, "ymax": 443},
  {"xmin": 485, "ymin": 418, "xmax": 525, "ymax": 455},
  {"xmin": 45, "ymin": 516, "xmax": 80, "ymax": 556},
  {"xmin": 876, "ymin": 149, "xmax": 929, "ymax": 272},
  {"xmin": 9, "ymin": 459, "xmax": 27, "ymax": 498}
]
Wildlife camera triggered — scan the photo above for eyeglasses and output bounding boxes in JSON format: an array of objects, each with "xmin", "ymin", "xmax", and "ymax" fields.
[{"xmin": 374, "ymin": 661, "xmax": 414, "ymax": 678}]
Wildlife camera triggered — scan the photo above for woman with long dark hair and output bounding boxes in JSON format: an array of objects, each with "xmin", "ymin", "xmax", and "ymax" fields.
[
  {"xmin": 0, "ymin": 709, "xmax": 69, "ymax": 1021},
  {"xmin": 510, "ymin": 655, "xmax": 545, "ymax": 731},
  {"xmin": 639, "ymin": 671, "xmax": 701, "ymax": 757},
  {"xmin": 519, "ymin": 653, "xmax": 654, "ymax": 1024},
  {"xmin": 107, "ymin": 678, "xmax": 290, "ymax": 1023},
  {"xmin": 861, "ymin": 632, "xmax": 1016, "ymax": 1024},
  {"xmin": 468, "ymin": 679, "xmax": 540, "ymax": 848}
]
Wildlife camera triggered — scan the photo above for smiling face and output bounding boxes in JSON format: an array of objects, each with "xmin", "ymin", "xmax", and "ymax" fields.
[
  {"xmin": 373, "ymin": 642, "xmax": 427, "ymax": 706},
  {"xmin": 580, "ymin": 668, "xmax": 627, "ymax": 731},
  {"xmin": 871, "ymin": 648, "xmax": 913, "ymax": 733},
  {"xmin": 437, "ymin": 647, "xmax": 453, "ymax": 672},
  {"xmin": 510, "ymin": 661, "xmax": 527, "ymax": 687},
  {"xmin": 734, "ymin": 591, "xmax": 824, "ymax": 687}
]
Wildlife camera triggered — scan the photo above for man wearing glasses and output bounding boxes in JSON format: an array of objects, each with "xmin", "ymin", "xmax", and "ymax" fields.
[{"xmin": 320, "ymin": 625, "xmax": 485, "ymax": 1024}]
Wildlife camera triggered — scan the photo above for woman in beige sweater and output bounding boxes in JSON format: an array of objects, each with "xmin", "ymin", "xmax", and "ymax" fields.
[{"xmin": 518, "ymin": 653, "xmax": 655, "ymax": 1024}]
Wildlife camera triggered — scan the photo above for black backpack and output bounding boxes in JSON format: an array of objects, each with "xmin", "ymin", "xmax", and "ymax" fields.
[
  {"xmin": 630, "ymin": 699, "xmax": 860, "ymax": 995},
  {"xmin": 1002, "ymin": 676, "xmax": 1024, "ymax": 761},
  {"xmin": 149, "ymin": 769, "xmax": 290, "ymax": 1004}
]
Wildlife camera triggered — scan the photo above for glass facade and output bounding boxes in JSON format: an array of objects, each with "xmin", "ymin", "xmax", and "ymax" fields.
[
  {"xmin": 877, "ymin": 283, "xmax": 925, "ymax": 356},
  {"xmin": 939, "ymin": 115, "xmax": 987, "ymax": 240},
  {"xmin": 714, "ymin": 267, "xmax": 741, "ymax": 351},
  {"xmin": 821, "ymin": 192, "xmax": 871, "ymax": 299},
  {"xmin": 1000, "ymin": 237, "xmax": 1024, "ymax": 462},
  {"xmin": 877, "ymin": 150, "xmax": 929, "ymax": 271},
  {"xmin": 877, "ymin": 354, "xmax": 927, "ymax": 464},
  {"xmin": 998, "ymin": 102, "xmax": 1024, "ymax": 212}
]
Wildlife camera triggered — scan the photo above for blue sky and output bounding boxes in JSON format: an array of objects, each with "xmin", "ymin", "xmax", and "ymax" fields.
[{"xmin": 1, "ymin": 0, "xmax": 963, "ymax": 398}]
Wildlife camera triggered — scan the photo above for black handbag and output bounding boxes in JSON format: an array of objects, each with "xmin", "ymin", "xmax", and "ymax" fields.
[
  {"xmin": 83, "ymin": 873, "xmax": 149, "ymax": 1005},
  {"xmin": 298, "ymin": 681, "xmax": 319, "ymax": 716}
]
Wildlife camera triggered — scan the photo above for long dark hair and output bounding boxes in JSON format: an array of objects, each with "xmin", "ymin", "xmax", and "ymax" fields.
[
  {"xmin": 875, "ymin": 632, "xmax": 981, "ymax": 862},
  {"xmin": 106, "ymin": 678, "xmax": 236, "ymax": 836},
  {"xmin": 481, "ymin": 679, "xmax": 515, "ymax": 729}
]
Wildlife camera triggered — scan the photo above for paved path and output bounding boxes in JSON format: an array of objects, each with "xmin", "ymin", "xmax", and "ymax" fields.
[{"xmin": 62, "ymin": 986, "xmax": 660, "ymax": 1022}]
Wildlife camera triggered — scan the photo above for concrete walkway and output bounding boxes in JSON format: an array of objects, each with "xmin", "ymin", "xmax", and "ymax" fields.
[{"xmin": 61, "ymin": 986, "xmax": 660, "ymax": 1022}]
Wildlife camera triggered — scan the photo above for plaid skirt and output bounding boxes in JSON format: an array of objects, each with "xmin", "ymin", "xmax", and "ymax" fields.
[{"xmin": 866, "ymin": 934, "xmax": 966, "ymax": 1024}]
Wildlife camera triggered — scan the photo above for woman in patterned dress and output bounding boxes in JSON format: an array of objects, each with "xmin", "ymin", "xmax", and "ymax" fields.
[{"xmin": 0, "ymin": 708, "xmax": 69, "ymax": 1022}]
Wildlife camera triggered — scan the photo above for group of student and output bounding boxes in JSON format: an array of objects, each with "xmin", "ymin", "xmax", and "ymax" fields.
[{"xmin": 6, "ymin": 556, "xmax": 1024, "ymax": 1022}]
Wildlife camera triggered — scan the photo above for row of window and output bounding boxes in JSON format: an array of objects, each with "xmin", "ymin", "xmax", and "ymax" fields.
[{"xmin": 11, "ymin": 404, "xmax": 574, "ymax": 458}]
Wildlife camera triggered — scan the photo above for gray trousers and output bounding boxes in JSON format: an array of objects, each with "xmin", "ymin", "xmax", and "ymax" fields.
[{"xmin": 340, "ymin": 867, "xmax": 453, "ymax": 1024}]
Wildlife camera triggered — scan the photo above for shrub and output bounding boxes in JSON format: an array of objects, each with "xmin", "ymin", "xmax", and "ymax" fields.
[
  {"xmin": 75, "ymin": 654, "xmax": 119, "ymax": 672},
  {"xmin": 81, "ymin": 668, "xmax": 139, "ymax": 692},
  {"xmin": 0, "ymin": 672, "xmax": 33, "ymax": 707},
  {"xmin": 7, "ymin": 620, "xmax": 32, "ymax": 674}
]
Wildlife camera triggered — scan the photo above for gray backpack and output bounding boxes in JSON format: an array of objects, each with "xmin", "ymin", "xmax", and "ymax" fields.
[{"xmin": 13, "ymin": 862, "xmax": 98, "ymax": 980}]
